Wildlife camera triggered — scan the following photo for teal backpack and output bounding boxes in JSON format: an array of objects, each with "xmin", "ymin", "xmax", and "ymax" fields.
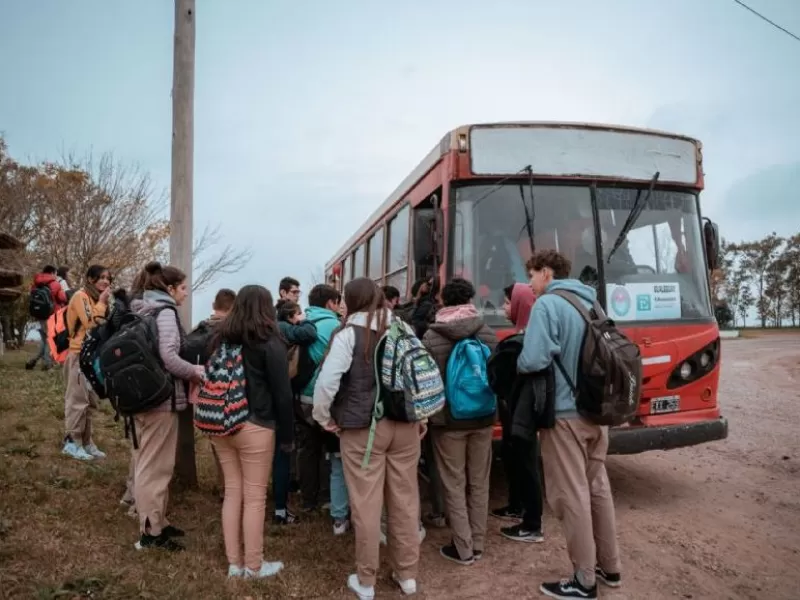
[{"xmin": 445, "ymin": 337, "xmax": 496, "ymax": 420}]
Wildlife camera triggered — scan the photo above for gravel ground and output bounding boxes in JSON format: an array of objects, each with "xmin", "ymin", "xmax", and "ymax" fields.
[{"xmin": 416, "ymin": 334, "xmax": 800, "ymax": 600}]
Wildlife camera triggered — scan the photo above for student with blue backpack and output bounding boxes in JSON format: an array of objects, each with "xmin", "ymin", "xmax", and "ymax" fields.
[{"xmin": 421, "ymin": 278, "xmax": 498, "ymax": 566}]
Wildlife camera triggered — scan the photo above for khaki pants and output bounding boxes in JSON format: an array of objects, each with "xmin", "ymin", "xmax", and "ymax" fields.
[
  {"xmin": 340, "ymin": 420, "xmax": 421, "ymax": 587},
  {"xmin": 540, "ymin": 418, "xmax": 622, "ymax": 587},
  {"xmin": 122, "ymin": 449, "xmax": 136, "ymax": 504},
  {"xmin": 63, "ymin": 352, "xmax": 95, "ymax": 446},
  {"xmin": 133, "ymin": 411, "xmax": 179, "ymax": 536},
  {"xmin": 432, "ymin": 426, "xmax": 493, "ymax": 560},
  {"xmin": 212, "ymin": 423, "xmax": 276, "ymax": 570}
]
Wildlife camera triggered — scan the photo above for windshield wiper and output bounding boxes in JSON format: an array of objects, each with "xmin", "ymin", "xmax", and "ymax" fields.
[
  {"xmin": 518, "ymin": 165, "xmax": 536, "ymax": 255},
  {"xmin": 471, "ymin": 165, "xmax": 534, "ymax": 211},
  {"xmin": 605, "ymin": 171, "xmax": 660, "ymax": 264}
]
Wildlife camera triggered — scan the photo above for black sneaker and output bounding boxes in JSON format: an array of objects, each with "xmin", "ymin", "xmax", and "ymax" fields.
[
  {"xmin": 273, "ymin": 510, "xmax": 300, "ymax": 525},
  {"xmin": 491, "ymin": 505, "xmax": 524, "ymax": 520},
  {"xmin": 439, "ymin": 543, "xmax": 474, "ymax": 566},
  {"xmin": 596, "ymin": 566, "xmax": 621, "ymax": 588},
  {"xmin": 134, "ymin": 532, "xmax": 185, "ymax": 552},
  {"xmin": 473, "ymin": 550, "xmax": 483, "ymax": 561},
  {"xmin": 24, "ymin": 360, "xmax": 36, "ymax": 371},
  {"xmin": 540, "ymin": 577, "xmax": 597, "ymax": 599},
  {"xmin": 500, "ymin": 523, "xmax": 544, "ymax": 543},
  {"xmin": 161, "ymin": 525, "xmax": 185, "ymax": 538}
]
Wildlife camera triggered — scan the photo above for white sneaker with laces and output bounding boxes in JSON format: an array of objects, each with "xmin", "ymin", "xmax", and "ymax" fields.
[
  {"xmin": 62, "ymin": 440, "xmax": 93, "ymax": 461},
  {"xmin": 392, "ymin": 572, "xmax": 417, "ymax": 595},
  {"xmin": 347, "ymin": 574, "xmax": 375, "ymax": 600},
  {"xmin": 244, "ymin": 561, "xmax": 284, "ymax": 579},
  {"xmin": 84, "ymin": 443, "xmax": 106, "ymax": 459}
]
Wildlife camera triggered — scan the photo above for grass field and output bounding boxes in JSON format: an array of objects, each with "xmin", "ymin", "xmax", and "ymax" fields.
[{"xmin": 0, "ymin": 348, "xmax": 398, "ymax": 600}]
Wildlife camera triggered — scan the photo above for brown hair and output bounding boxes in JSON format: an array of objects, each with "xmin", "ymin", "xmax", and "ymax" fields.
[
  {"xmin": 329, "ymin": 277, "xmax": 386, "ymax": 361},
  {"xmin": 277, "ymin": 299, "xmax": 301, "ymax": 322},
  {"xmin": 526, "ymin": 249, "xmax": 572, "ymax": 280},
  {"xmin": 213, "ymin": 288, "xmax": 236, "ymax": 312},
  {"xmin": 212, "ymin": 284, "xmax": 279, "ymax": 349},
  {"xmin": 142, "ymin": 261, "xmax": 186, "ymax": 293}
]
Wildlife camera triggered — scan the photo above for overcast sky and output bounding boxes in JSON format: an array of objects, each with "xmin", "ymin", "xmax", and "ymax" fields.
[{"xmin": 2, "ymin": 0, "xmax": 798, "ymax": 321}]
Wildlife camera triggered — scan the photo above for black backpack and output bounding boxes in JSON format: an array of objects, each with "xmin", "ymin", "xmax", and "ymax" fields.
[
  {"xmin": 291, "ymin": 344, "xmax": 316, "ymax": 394},
  {"xmin": 550, "ymin": 290, "xmax": 642, "ymax": 427},
  {"xmin": 182, "ymin": 319, "xmax": 214, "ymax": 366},
  {"xmin": 29, "ymin": 283, "xmax": 54, "ymax": 320},
  {"xmin": 99, "ymin": 305, "xmax": 176, "ymax": 418}
]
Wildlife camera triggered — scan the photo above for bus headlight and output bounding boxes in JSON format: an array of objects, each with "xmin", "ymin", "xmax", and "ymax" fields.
[
  {"xmin": 667, "ymin": 339, "xmax": 720, "ymax": 389},
  {"xmin": 680, "ymin": 362, "xmax": 693, "ymax": 379}
]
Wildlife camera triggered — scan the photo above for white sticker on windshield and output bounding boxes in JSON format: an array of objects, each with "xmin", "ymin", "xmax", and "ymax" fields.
[{"xmin": 606, "ymin": 283, "xmax": 681, "ymax": 321}]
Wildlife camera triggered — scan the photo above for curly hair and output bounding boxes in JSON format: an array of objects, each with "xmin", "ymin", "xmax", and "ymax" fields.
[
  {"xmin": 525, "ymin": 249, "xmax": 572, "ymax": 279},
  {"xmin": 441, "ymin": 278, "xmax": 475, "ymax": 307}
]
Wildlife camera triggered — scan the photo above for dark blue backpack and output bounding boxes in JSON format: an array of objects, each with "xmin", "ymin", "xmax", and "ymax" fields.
[{"xmin": 445, "ymin": 337, "xmax": 496, "ymax": 420}]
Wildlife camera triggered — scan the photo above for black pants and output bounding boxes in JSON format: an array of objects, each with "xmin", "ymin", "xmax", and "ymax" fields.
[
  {"xmin": 514, "ymin": 436, "xmax": 543, "ymax": 530},
  {"xmin": 295, "ymin": 406, "xmax": 330, "ymax": 509},
  {"xmin": 500, "ymin": 402, "xmax": 543, "ymax": 530}
]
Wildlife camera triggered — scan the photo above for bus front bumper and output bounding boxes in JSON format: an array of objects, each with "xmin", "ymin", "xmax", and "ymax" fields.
[{"xmin": 608, "ymin": 417, "xmax": 728, "ymax": 455}]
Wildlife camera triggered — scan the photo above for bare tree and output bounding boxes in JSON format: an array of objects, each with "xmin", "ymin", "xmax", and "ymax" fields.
[{"xmin": 190, "ymin": 224, "xmax": 252, "ymax": 292}]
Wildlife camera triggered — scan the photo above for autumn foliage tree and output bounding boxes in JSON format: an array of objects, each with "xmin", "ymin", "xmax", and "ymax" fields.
[{"xmin": 0, "ymin": 136, "xmax": 251, "ymax": 342}]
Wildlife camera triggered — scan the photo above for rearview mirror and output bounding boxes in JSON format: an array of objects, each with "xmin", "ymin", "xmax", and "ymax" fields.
[{"xmin": 703, "ymin": 219, "xmax": 720, "ymax": 271}]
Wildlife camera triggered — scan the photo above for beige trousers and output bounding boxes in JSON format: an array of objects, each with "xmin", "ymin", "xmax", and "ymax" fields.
[
  {"xmin": 432, "ymin": 426, "xmax": 493, "ymax": 560},
  {"xmin": 133, "ymin": 411, "xmax": 179, "ymax": 536},
  {"xmin": 340, "ymin": 420, "xmax": 421, "ymax": 587},
  {"xmin": 63, "ymin": 352, "xmax": 95, "ymax": 446},
  {"xmin": 212, "ymin": 422, "xmax": 276, "ymax": 570},
  {"xmin": 540, "ymin": 418, "xmax": 622, "ymax": 587}
]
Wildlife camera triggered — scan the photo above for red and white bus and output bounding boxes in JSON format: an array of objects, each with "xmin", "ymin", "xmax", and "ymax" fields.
[{"xmin": 324, "ymin": 122, "xmax": 728, "ymax": 454}]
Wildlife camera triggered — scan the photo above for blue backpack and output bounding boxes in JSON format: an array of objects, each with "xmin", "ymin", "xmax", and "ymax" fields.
[{"xmin": 445, "ymin": 337, "xmax": 496, "ymax": 420}]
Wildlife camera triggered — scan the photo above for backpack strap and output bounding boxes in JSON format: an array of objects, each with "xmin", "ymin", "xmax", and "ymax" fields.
[
  {"xmin": 362, "ymin": 328, "xmax": 389, "ymax": 469},
  {"xmin": 548, "ymin": 290, "xmax": 586, "ymax": 395}
]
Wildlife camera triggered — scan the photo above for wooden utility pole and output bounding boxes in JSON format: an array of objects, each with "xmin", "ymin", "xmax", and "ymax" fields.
[{"xmin": 171, "ymin": 0, "xmax": 197, "ymax": 488}]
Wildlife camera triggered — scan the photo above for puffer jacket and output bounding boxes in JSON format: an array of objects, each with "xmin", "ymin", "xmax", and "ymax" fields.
[
  {"xmin": 132, "ymin": 290, "xmax": 195, "ymax": 412},
  {"xmin": 422, "ymin": 313, "xmax": 498, "ymax": 430}
]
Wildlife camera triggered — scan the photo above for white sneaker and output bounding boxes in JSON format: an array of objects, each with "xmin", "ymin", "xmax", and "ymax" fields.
[
  {"xmin": 227, "ymin": 565, "xmax": 244, "ymax": 578},
  {"xmin": 347, "ymin": 574, "xmax": 375, "ymax": 600},
  {"xmin": 244, "ymin": 561, "xmax": 284, "ymax": 579},
  {"xmin": 84, "ymin": 443, "xmax": 106, "ymax": 459},
  {"xmin": 419, "ymin": 524, "xmax": 427, "ymax": 543},
  {"xmin": 392, "ymin": 572, "xmax": 418, "ymax": 595},
  {"xmin": 333, "ymin": 518, "xmax": 351, "ymax": 536},
  {"xmin": 62, "ymin": 440, "xmax": 93, "ymax": 461}
]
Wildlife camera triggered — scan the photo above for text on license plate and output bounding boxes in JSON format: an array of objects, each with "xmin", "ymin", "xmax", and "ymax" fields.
[{"xmin": 650, "ymin": 395, "xmax": 680, "ymax": 414}]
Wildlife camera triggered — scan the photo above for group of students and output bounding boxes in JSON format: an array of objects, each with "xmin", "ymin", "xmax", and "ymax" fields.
[{"xmin": 42, "ymin": 247, "xmax": 623, "ymax": 600}]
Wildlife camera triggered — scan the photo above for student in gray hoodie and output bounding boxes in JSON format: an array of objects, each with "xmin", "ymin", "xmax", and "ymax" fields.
[
  {"xmin": 518, "ymin": 249, "xmax": 621, "ymax": 600},
  {"xmin": 130, "ymin": 261, "xmax": 204, "ymax": 552}
]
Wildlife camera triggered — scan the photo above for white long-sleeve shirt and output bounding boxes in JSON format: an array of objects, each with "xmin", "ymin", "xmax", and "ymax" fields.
[{"xmin": 312, "ymin": 309, "xmax": 397, "ymax": 429}]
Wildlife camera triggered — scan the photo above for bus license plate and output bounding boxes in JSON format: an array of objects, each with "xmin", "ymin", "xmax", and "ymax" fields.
[{"xmin": 650, "ymin": 395, "xmax": 680, "ymax": 414}]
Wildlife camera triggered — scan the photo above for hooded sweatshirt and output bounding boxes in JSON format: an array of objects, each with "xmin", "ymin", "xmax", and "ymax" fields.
[
  {"xmin": 517, "ymin": 279, "xmax": 597, "ymax": 418},
  {"xmin": 32, "ymin": 273, "xmax": 68, "ymax": 312},
  {"xmin": 133, "ymin": 290, "xmax": 196, "ymax": 412},
  {"xmin": 422, "ymin": 304, "xmax": 498, "ymax": 429},
  {"xmin": 508, "ymin": 283, "xmax": 536, "ymax": 331},
  {"xmin": 301, "ymin": 305, "xmax": 343, "ymax": 400}
]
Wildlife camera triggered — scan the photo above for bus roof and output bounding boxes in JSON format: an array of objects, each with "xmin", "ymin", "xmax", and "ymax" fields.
[{"xmin": 325, "ymin": 121, "xmax": 701, "ymax": 270}]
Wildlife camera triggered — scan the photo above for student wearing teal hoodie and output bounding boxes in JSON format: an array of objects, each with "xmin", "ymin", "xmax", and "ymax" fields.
[
  {"xmin": 518, "ymin": 249, "xmax": 621, "ymax": 600},
  {"xmin": 297, "ymin": 284, "xmax": 343, "ymax": 512}
]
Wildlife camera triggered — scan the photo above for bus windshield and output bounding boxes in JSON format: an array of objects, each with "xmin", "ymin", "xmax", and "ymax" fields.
[{"xmin": 452, "ymin": 183, "xmax": 712, "ymax": 327}]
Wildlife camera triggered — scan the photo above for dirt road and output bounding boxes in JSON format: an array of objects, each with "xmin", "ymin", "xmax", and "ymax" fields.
[{"xmin": 416, "ymin": 335, "xmax": 800, "ymax": 599}]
